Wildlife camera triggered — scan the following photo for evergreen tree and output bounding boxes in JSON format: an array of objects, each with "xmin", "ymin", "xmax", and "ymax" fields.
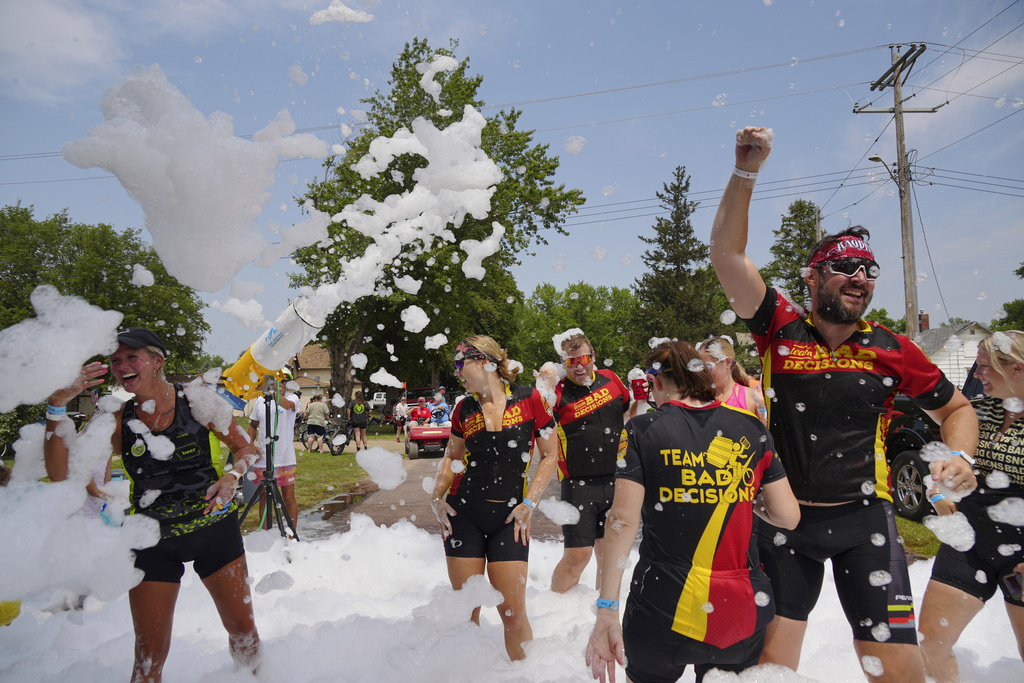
[
  {"xmin": 761, "ymin": 199, "xmax": 819, "ymax": 308},
  {"xmin": 630, "ymin": 167, "xmax": 719, "ymax": 347}
]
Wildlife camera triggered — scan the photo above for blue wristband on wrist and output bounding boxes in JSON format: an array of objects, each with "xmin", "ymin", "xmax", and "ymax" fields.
[
  {"xmin": 522, "ymin": 498, "xmax": 536, "ymax": 509},
  {"xmin": 929, "ymin": 493, "xmax": 947, "ymax": 505},
  {"xmin": 46, "ymin": 404, "xmax": 67, "ymax": 415},
  {"xmin": 950, "ymin": 450, "xmax": 976, "ymax": 466},
  {"xmin": 596, "ymin": 598, "xmax": 619, "ymax": 610}
]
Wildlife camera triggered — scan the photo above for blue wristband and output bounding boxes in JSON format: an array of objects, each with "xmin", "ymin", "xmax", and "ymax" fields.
[
  {"xmin": 929, "ymin": 493, "xmax": 947, "ymax": 505},
  {"xmin": 950, "ymin": 450, "xmax": 976, "ymax": 466},
  {"xmin": 46, "ymin": 404, "xmax": 67, "ymax": 415},
  {"xmin": 596, "ymin": 598, "xmax": 619, "ymax": 610},
  {"xmin": 522, "ymin": 498, "xmax": 536, "ymax": 509}
]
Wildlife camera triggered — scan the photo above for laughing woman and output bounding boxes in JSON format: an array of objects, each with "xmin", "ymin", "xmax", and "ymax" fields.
[
  {"xmin": 919, "ymin": 331, "xmax": 1024, "ymax": 683},
  {"xmin": 429, "ymin": 335, "xmax": 559, "ymax": 661},
  {"xmin": 43, "ymin": 327, "xmax": 261, "ymax": 683}
]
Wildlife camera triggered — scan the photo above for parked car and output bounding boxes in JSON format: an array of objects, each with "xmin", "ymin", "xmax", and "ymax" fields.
[
  {"xmin": 886, "ymin": 362, "xmax": 983, "ymax": 521},
  {"xmin": 369, "ymin": 391, "xmax": 388, "ymax": 410}
]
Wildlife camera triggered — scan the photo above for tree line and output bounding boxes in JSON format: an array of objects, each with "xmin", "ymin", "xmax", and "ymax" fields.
[{"xmin": 3, "ymin": 37, "xmax": 1022, "ymax": 418}]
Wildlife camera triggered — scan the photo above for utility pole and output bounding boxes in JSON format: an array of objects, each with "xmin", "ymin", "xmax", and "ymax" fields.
[{"xmin": 855, "ymin": 43, "xmax": 943, "ymax": 339}]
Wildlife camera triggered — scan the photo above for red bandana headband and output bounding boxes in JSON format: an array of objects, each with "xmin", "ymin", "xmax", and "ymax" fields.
[{"xmin": 807, "ymin": 235, "xmax": 876, "ymax": 269}]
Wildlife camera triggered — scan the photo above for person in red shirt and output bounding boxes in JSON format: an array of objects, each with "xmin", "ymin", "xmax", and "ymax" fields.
[{"xmin": 403, "ymin": 397, "xmax": 432, "ymax": 440}]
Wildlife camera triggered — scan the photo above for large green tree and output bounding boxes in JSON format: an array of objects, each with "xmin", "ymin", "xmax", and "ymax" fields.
[
  {"xmin": 509, "ymin": 282, "xmax": 640, "ymax": 377},
  {"xmin": 293, "ymin": 38, "xmax": 584, "ymax": 399},
  {"xmin": 0, "ymin": 203, "xmax": 208, "ymax": 370},
  {"xmin": 630, "ymin": 166, "xmax": 719, "ymax": 347},
  {"xmin": 991, "ymin": 260, "xmax": 1024, "ymax": 332},
  {"xmin": 761, "ymin": 199, "xmax": 820, "ymax": 309},
  {"xmin": 865, "ymin": 307, "xmax": 907, "ymax": 334}
]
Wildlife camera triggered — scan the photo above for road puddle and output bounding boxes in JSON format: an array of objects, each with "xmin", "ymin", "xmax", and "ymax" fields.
[{"xmin": 310, "ymin": 493, "xmax": 365, "ymax": 522}]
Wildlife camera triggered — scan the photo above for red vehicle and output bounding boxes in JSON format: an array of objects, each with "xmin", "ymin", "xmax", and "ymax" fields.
[{"xmin": 402, "ymin": 386, "xmax": 450, "ymax": 459}]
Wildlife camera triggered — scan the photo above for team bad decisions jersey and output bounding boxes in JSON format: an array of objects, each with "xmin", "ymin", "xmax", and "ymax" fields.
[
  {"xmin": 743, "ymin": 287, "xmax": 955, "ymax": 503},
  {"xmin": 449, "ymin": 384, "xmax": 553, "ymax": 501},
  {"xmin": 553, "ymin": 369, "xmax": 630, "ymax": 480},
  {"xmin": 121, "ymin": 387, "xmax": 232, "ymax": 538},
  {"xmin": 618, "ymin": 400, "xmax": 786, "ymax": 648}
]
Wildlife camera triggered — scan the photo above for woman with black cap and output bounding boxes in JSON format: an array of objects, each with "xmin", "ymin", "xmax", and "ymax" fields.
[{"xmin": 44, "ymin": 327, "xmax": 261, "ymax": 683}]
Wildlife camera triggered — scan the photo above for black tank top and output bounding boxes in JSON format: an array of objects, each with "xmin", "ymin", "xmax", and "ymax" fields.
[{"xmin": 121, "ymin": 386, "xmax": 229, "ymax": 537}]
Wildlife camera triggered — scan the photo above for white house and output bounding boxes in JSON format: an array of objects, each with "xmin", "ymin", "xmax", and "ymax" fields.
[{"xmin": 917, "ymin": 322, "xmax": 991, "ymax": 390}]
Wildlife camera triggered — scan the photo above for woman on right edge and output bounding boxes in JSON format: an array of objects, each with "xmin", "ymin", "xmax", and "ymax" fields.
[
  {"xmin": 586, "ymin": 340, "xmax": 799, "ymax": 683},
  {"xmin": 919, "ymin": 330, "xmax": 1024, "ymax": 682},
  {"xmin": 698, "ymin": 336, "xmax": 768, "ymax": 426}
]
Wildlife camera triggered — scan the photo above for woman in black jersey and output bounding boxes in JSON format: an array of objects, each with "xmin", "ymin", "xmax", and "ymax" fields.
[
  {"xmin": 586, "ymin": 340, "xmax": 799, "ymax": 683},
  {"xmin": 43, "ymin": 328, "xmax": 262, "ymax": 683},
  {"xmin": 429, "ymin": 335, "xmax": 559, "ymax": 661}
]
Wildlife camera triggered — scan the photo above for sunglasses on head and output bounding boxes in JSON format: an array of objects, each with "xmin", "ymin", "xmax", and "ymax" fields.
[
  {"xmin": 822, "ymin": 258, "xmax": 880, "ymax": 281},
  {"xmin": 564, "ymin": 354, "xmax": 593, "ymax": 368}
]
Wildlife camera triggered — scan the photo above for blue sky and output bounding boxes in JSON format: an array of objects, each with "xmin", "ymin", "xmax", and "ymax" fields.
[{"xmin": 2, "ymin": 0, "xmax": 1022, "ymax": 361}]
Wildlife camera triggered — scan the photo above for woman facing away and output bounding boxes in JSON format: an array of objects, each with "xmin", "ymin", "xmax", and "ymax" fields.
[
  {"xmin": 586, "ymin": 340, "xmax": 799, "ymax": 683},
  {"xmin": 698, "ymin": 336, "xmax": 768, "ymax": 426},
  {"xmin": 43, "ymin": 327, "xmax": 261, "ymax": 683},
  {"xmin": 919, "ymin": 330, "xmax": 1024, "ymax": 682},
  {"xmin": 348, "ymin": 390, "xmax": 370, "ymax": 451},
  {"xmin": 429, "ymin": 335, "xmax": 560, "ymax": 661}
]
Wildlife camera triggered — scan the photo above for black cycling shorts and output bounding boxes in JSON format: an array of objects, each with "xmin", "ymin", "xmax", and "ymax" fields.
[
  {"xmin": 133, "ymin": 512, "xmax": 246, "ymax": 584},
  {"xmin": 622, "ymin": 596, "xmax": 766, "ymax": 683},
  {"xmin": 756, "ymin": 499, "xmax": 918, "ymax": 644},
  {"xmin": 444, "ymin": 497, "xmax": 528, "ymax": 562},
  {"xmin": 930, "ymin": 499, "xmax": 1024, "ymax": 607},
  {"xmin": 306, "ymin": 424, "xmax": 326, "ymax": 437},
  {"xmin": 560, "ymin": 475, "xmax": 615, "ymax": 548}
]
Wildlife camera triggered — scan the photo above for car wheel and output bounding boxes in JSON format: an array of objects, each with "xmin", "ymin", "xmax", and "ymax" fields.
[
  {"xmin": 891, "ymin": 450, "xmax": 930, "ymax": 521},
  {"xmin": 408, "ymin": 441, "xmax": 420, "ymax": 460}
]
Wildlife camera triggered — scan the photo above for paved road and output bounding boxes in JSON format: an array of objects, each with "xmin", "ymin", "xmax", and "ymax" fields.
[{"xmin": 299, "ymin": 448, "xmax": 565, "ymax": 542}]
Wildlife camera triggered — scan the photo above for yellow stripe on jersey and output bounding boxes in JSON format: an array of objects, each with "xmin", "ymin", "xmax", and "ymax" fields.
[
  {"xmin": 872, "ymin": 417, "xmax": 894, "ymax": 503},
  {"xmin": 556, "ymin": 422, "xmax": 569, "ymax": 481},
  {"xmin": 671, "ymin": 447, "xmax": 757, "ymax": 639}
]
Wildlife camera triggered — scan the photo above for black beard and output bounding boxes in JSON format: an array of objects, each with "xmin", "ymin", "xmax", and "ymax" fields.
[{"xmin": 816, "ymin": 278, "xmax": 871, "ymax": 325}]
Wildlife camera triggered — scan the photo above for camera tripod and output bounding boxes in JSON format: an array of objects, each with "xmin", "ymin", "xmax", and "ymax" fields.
[{"xmin": 238, "ymin": 379, "xmax": 300, "ymax": 541}]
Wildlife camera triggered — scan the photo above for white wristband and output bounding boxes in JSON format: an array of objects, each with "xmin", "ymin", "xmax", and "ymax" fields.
[
  {"xmin": 733, "ymin": 167, "xmax": 758, "ymax": 180},
  {"xmin": 227, "ymin": 468, "xmax": 243, "ymax": 480}
]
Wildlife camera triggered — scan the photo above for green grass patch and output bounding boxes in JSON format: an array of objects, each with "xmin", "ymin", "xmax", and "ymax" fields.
[{"xmin": 896, "ymin": 516, "xmax": 940, "ymax": 559}]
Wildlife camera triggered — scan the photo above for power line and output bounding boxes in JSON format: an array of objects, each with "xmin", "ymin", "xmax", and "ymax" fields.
[
  {"xmin": 483, "ymin": 46, "xmax": 886, "ymax": 110},
  {"xmin": 910, "ymin": 172, "xmax": 953, "ymax": 324},
  {"xmin": 918, "ymin": 105, "xmax": 1024, "ymax": 160}
]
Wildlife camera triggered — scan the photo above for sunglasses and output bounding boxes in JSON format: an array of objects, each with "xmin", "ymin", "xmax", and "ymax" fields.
[
  {"xmin": 823, "ymin": 258, "xmax": 880, "ymax": 281},
  {"xmin": 454, "ymin": 346, "xmax": 490, "ymax": 373},
  {"xmin": 564, "ymin": 354, "xmax": 593, "ymax": 368}
]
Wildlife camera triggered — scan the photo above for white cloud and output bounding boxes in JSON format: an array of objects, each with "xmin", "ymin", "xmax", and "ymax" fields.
[{"xmin": 0, "ymin": 0, "xmax": 126, "ymax": 103}]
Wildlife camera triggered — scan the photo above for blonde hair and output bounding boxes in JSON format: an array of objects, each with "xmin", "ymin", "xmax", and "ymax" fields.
[
  {"xmin": 462, "ymin": 334, "xmax": 520, "ymax": 384},
  {"xmin": 702, "ymin": 336, "xmax": 750, "ymax": 387},
  {"xmin": 979, "ymin": 330, "xmax": 1024, "ymax": 383}
]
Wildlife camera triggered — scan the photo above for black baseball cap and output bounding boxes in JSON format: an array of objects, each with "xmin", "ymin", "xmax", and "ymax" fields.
[{"xmin": 117, "ymin": 327, "xmax": 168, "ymax": 357}]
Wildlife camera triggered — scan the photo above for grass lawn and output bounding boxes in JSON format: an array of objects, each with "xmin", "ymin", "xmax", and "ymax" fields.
[
  {"xmin": 3, "ymin": 424, "xmax": 945, "ymax": 558},
  {"xmin": 897, "ymin": 516, "xmax": 941, "ymax": 559}
]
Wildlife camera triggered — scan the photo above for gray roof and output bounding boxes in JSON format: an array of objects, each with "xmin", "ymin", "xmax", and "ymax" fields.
[{"xmin": 916, "ymin": 322, "xmax": 989, "ymax": 356}]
